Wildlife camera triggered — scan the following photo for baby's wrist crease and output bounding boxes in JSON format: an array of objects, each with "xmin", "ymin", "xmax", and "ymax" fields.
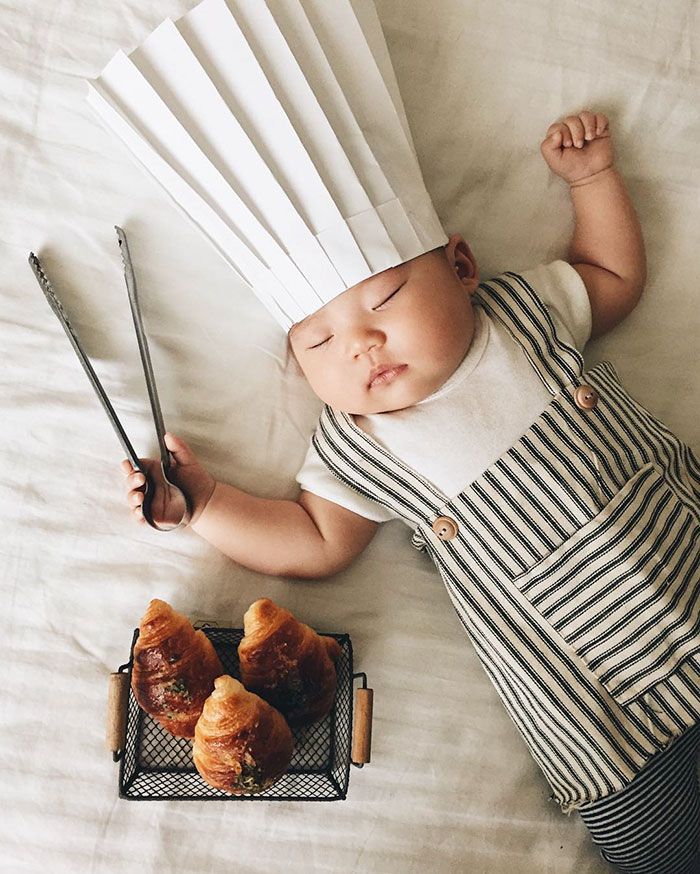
[{"xmin": 569, "ymin": 166, "xmax": 615, "ymax": 188}]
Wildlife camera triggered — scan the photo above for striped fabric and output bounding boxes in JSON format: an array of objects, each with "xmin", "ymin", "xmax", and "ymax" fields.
[
  {"xmin": 578, "ymin": 722, "xmax": 700, "ymax": 873},
  {"xmin": 312, "ymin": 270, "xmax": 700, "ymax": 813}
]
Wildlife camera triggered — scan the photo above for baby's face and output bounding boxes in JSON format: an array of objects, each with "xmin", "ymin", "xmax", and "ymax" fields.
[{"xmin": 289, "ymin": 234, "xmax": 479, "ymax": 415}]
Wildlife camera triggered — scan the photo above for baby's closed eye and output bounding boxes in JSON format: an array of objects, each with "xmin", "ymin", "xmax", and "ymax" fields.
[
  {"xmin": 309, "ymin": 335, "xmax": 333, "ymax": 349},
  {"xmin": 373, "ymin": 282, "xmax": 405, "ymax": 311}
]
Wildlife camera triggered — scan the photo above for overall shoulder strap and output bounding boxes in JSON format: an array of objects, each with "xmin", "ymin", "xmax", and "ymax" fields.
[
  {"xmin": 474, "ymin": 270, "xmax": 584, "ymax": 393},
  {"xmin": 312, "ymin": 405, "xmax": 445, "ymax": 527}
]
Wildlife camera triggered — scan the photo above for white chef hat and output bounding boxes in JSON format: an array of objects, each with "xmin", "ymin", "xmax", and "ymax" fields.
[{"xmin": 87, "ymin": 0, "xmax": 447, "ymax": 331}]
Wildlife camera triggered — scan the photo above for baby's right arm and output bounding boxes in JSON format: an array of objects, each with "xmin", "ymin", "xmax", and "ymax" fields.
[{"xmin": 121, "ymin": 433, "xmax": 378, "ymax": 579}]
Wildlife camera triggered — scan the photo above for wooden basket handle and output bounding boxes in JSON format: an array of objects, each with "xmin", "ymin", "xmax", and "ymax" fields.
[
  {"xmin": 106, "ymin": 671, "xmax": 129, "ymax": 759},
  {"xmin": 351, "ymin": 686, "xmax": 374, "ymax": 766}
]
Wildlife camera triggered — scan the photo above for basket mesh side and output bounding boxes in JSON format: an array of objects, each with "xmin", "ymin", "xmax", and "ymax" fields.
[{"xmin": 119, "ymin": 628, "xmax": 353, "ymax": 801}]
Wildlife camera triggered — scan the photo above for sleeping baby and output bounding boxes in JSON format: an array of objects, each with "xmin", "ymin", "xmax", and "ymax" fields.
[{"xmin": 122, "ymin": 111, "xmax": 700, "ymax": 873}]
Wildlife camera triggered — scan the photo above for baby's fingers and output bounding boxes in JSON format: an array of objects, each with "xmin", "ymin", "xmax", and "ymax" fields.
[
  {"xmin": 544, "ymin": 112, "xmax": 610, "ymax": 152},
  {"xmin": 563, "ymin": 115, "xmax": 586, "ymax": 148},
  {"xmin": 579, "ymin": 111, "xmax": 610, "ymax": 140},
  {"xmin": 594, "ymin": 113, "xmax": 609, "ymax": 136},
  {"xmin": 545, "ymin": 121, "xmax": 574, "ymax": 148},
  {"xmin": 124, "ymin": 471, "xmax": 146, "ymax": 498},
  {"xmin": 578, "ymin": 110, "xmax": 598, "ymax": 142},
  {"xmin": 121, "ymin": 458, "xmax": 149, "ymax": 524}
]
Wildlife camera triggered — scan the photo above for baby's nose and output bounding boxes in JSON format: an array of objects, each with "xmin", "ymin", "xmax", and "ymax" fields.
[{"xmin": 349, "ymin": 327, "xmax": 384, "ymax": 357}]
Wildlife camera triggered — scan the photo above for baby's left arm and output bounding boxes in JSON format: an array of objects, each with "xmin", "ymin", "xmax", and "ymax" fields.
[{"xmin": 540, "ymin": 110, "xmax": 647, "ymax": 340}]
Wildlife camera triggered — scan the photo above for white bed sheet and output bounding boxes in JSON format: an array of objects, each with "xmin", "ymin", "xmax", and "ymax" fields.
[{"xmin": 2, "ymin": 1, "xmax": 699, "ymax": 872}]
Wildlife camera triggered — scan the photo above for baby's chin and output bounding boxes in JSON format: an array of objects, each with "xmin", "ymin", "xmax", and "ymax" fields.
[
  {"xmin": 344, "ymin": 386, "xmax": 437, "ymax": 416},
  {"xmin": 329, "ymin": 395, "xmax": 411, "ymax": 416}
]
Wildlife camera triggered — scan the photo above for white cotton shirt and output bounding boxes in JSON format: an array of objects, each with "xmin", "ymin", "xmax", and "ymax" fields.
[{"xmin": 296, "ymin": 261, "xmax": 592, "ymax": 523}]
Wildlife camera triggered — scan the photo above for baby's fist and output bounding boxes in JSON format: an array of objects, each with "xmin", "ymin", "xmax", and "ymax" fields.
[
  {"xmin": 540, "ymin": 111, "xmax": 614, "ymax": 185},
  {"xmin": 121, "ymin": 432, "xmax": 216, "ymax": 528}
]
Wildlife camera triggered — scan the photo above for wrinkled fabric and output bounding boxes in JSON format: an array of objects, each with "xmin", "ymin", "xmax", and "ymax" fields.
[{"xmin": 1, "ymin": 0, "xmax": 698, "ymax": 872}]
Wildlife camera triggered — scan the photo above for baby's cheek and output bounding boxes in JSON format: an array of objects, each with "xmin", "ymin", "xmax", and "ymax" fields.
[{"xmin": 306, "ymin": 363, "xmax": 347, "ymax": 407}]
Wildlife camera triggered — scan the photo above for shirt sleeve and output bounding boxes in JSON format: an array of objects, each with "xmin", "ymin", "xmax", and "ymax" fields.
[
  {"xmin": 295, "ymin": 439, "xmax": 396, "ymax": 523},
  {"xmin": 516, "ymin": 260, "xmax": 592, "ymax": 353}
]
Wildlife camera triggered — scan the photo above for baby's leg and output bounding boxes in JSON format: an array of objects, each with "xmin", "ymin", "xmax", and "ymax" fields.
[{"xmin": 578, "ymin": 723, "xmax": 700, "ymax": 873}]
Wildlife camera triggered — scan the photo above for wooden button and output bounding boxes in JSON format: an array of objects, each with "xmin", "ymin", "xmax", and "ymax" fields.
[
  {"xmin": 432, "ymin": 516, "xmax": 458, "ymax": 541},
  {"xmin": 574, "ymin": 384, "xmax": 599, "ymax": 410}
]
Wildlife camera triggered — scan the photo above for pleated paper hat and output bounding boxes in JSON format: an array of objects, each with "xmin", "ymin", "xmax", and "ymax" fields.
[{"xmin": 87, "ymin": 0, "xmax": 447, "ymax": 331}]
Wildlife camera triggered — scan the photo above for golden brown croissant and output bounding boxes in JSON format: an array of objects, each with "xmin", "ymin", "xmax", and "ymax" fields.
[
  {"xmin": 238, "ymin": 598, "xmax": 342, "ymax": 726},
  {"xmin": 193, "ymin": 675, "xmax": 294, "ymax": 794},
  {"xmin": 131, "ymin": 599, "xmax": 224, "ymax": 738}
]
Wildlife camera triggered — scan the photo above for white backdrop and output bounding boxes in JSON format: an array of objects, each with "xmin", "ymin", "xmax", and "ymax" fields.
[{"xmin": 2, "ymin": 1, "xmax": 699, "ymax": 872}]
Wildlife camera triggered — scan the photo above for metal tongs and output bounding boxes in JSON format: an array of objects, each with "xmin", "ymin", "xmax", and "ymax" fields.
[{"xmin": 28, "ymin": 227, "xmax": 191, "ymax": 531}]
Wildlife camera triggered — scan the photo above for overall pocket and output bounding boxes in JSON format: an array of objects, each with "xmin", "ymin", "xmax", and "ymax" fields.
[{"xmin": 513, "ymin": 461, "xmax": 700, "ymax": 706}]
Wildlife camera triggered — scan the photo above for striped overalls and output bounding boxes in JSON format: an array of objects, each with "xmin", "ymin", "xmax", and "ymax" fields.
[{"xmin": 312, "ymin": 270, "xmax": 700, "ymax": 829}]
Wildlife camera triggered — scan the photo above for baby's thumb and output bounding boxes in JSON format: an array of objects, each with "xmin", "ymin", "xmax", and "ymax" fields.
[
  {"xmin": 540, "ymin": 129, "xmax": 562, "ymax": 159},
  {"xmin": 164, "ymin": 432, "xmax": 197, "ymax": 467}
]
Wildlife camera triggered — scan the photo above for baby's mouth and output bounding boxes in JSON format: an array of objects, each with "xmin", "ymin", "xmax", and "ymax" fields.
[{"xmin": 368, "ymin": 363, "xmax": 408, "ymax": 389}]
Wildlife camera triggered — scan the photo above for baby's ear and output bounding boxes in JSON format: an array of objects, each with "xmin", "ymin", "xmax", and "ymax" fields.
[{"xmin": 445, "ymin": 233, "xmax": 477, "ymax": 277}]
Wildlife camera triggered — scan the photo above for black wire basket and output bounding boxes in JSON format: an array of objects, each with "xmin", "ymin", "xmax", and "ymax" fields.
[{"xmin": 107, "ymin": 625, "xmax": 373, "ymax": 802}]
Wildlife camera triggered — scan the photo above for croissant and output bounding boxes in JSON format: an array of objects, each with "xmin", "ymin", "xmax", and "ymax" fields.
[
  {"xmin": 193, "ymin": 675, "xmax": 294, "ymax": 794},
  {"xmin": 131, "ymin": 599, "xmax": 224, "ymax": 738},
  {"xmin": 238, "ymin": 598, "xmax": 342, "ymax": 726}
]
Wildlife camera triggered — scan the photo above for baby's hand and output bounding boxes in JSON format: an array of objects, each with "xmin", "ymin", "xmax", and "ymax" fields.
[
  {"xmin": 121, "ymin": 432, "xmax": 216, "ymax": 528},
  {"xmin": 540, "ymin": 110, "xmax": 614, "ymax": 185}
]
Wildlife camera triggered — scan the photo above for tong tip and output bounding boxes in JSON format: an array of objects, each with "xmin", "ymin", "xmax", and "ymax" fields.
[
  {"xmin": 28, "ymin": 252, "xmax": 48, "ymax": 284},
  {"xmin": 114, "ymin": 226, "xmax": 131, "ymax": 265},
  {"xmin": 28, "ymin": 253, "xmax": 72, "ymax": 326}
]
